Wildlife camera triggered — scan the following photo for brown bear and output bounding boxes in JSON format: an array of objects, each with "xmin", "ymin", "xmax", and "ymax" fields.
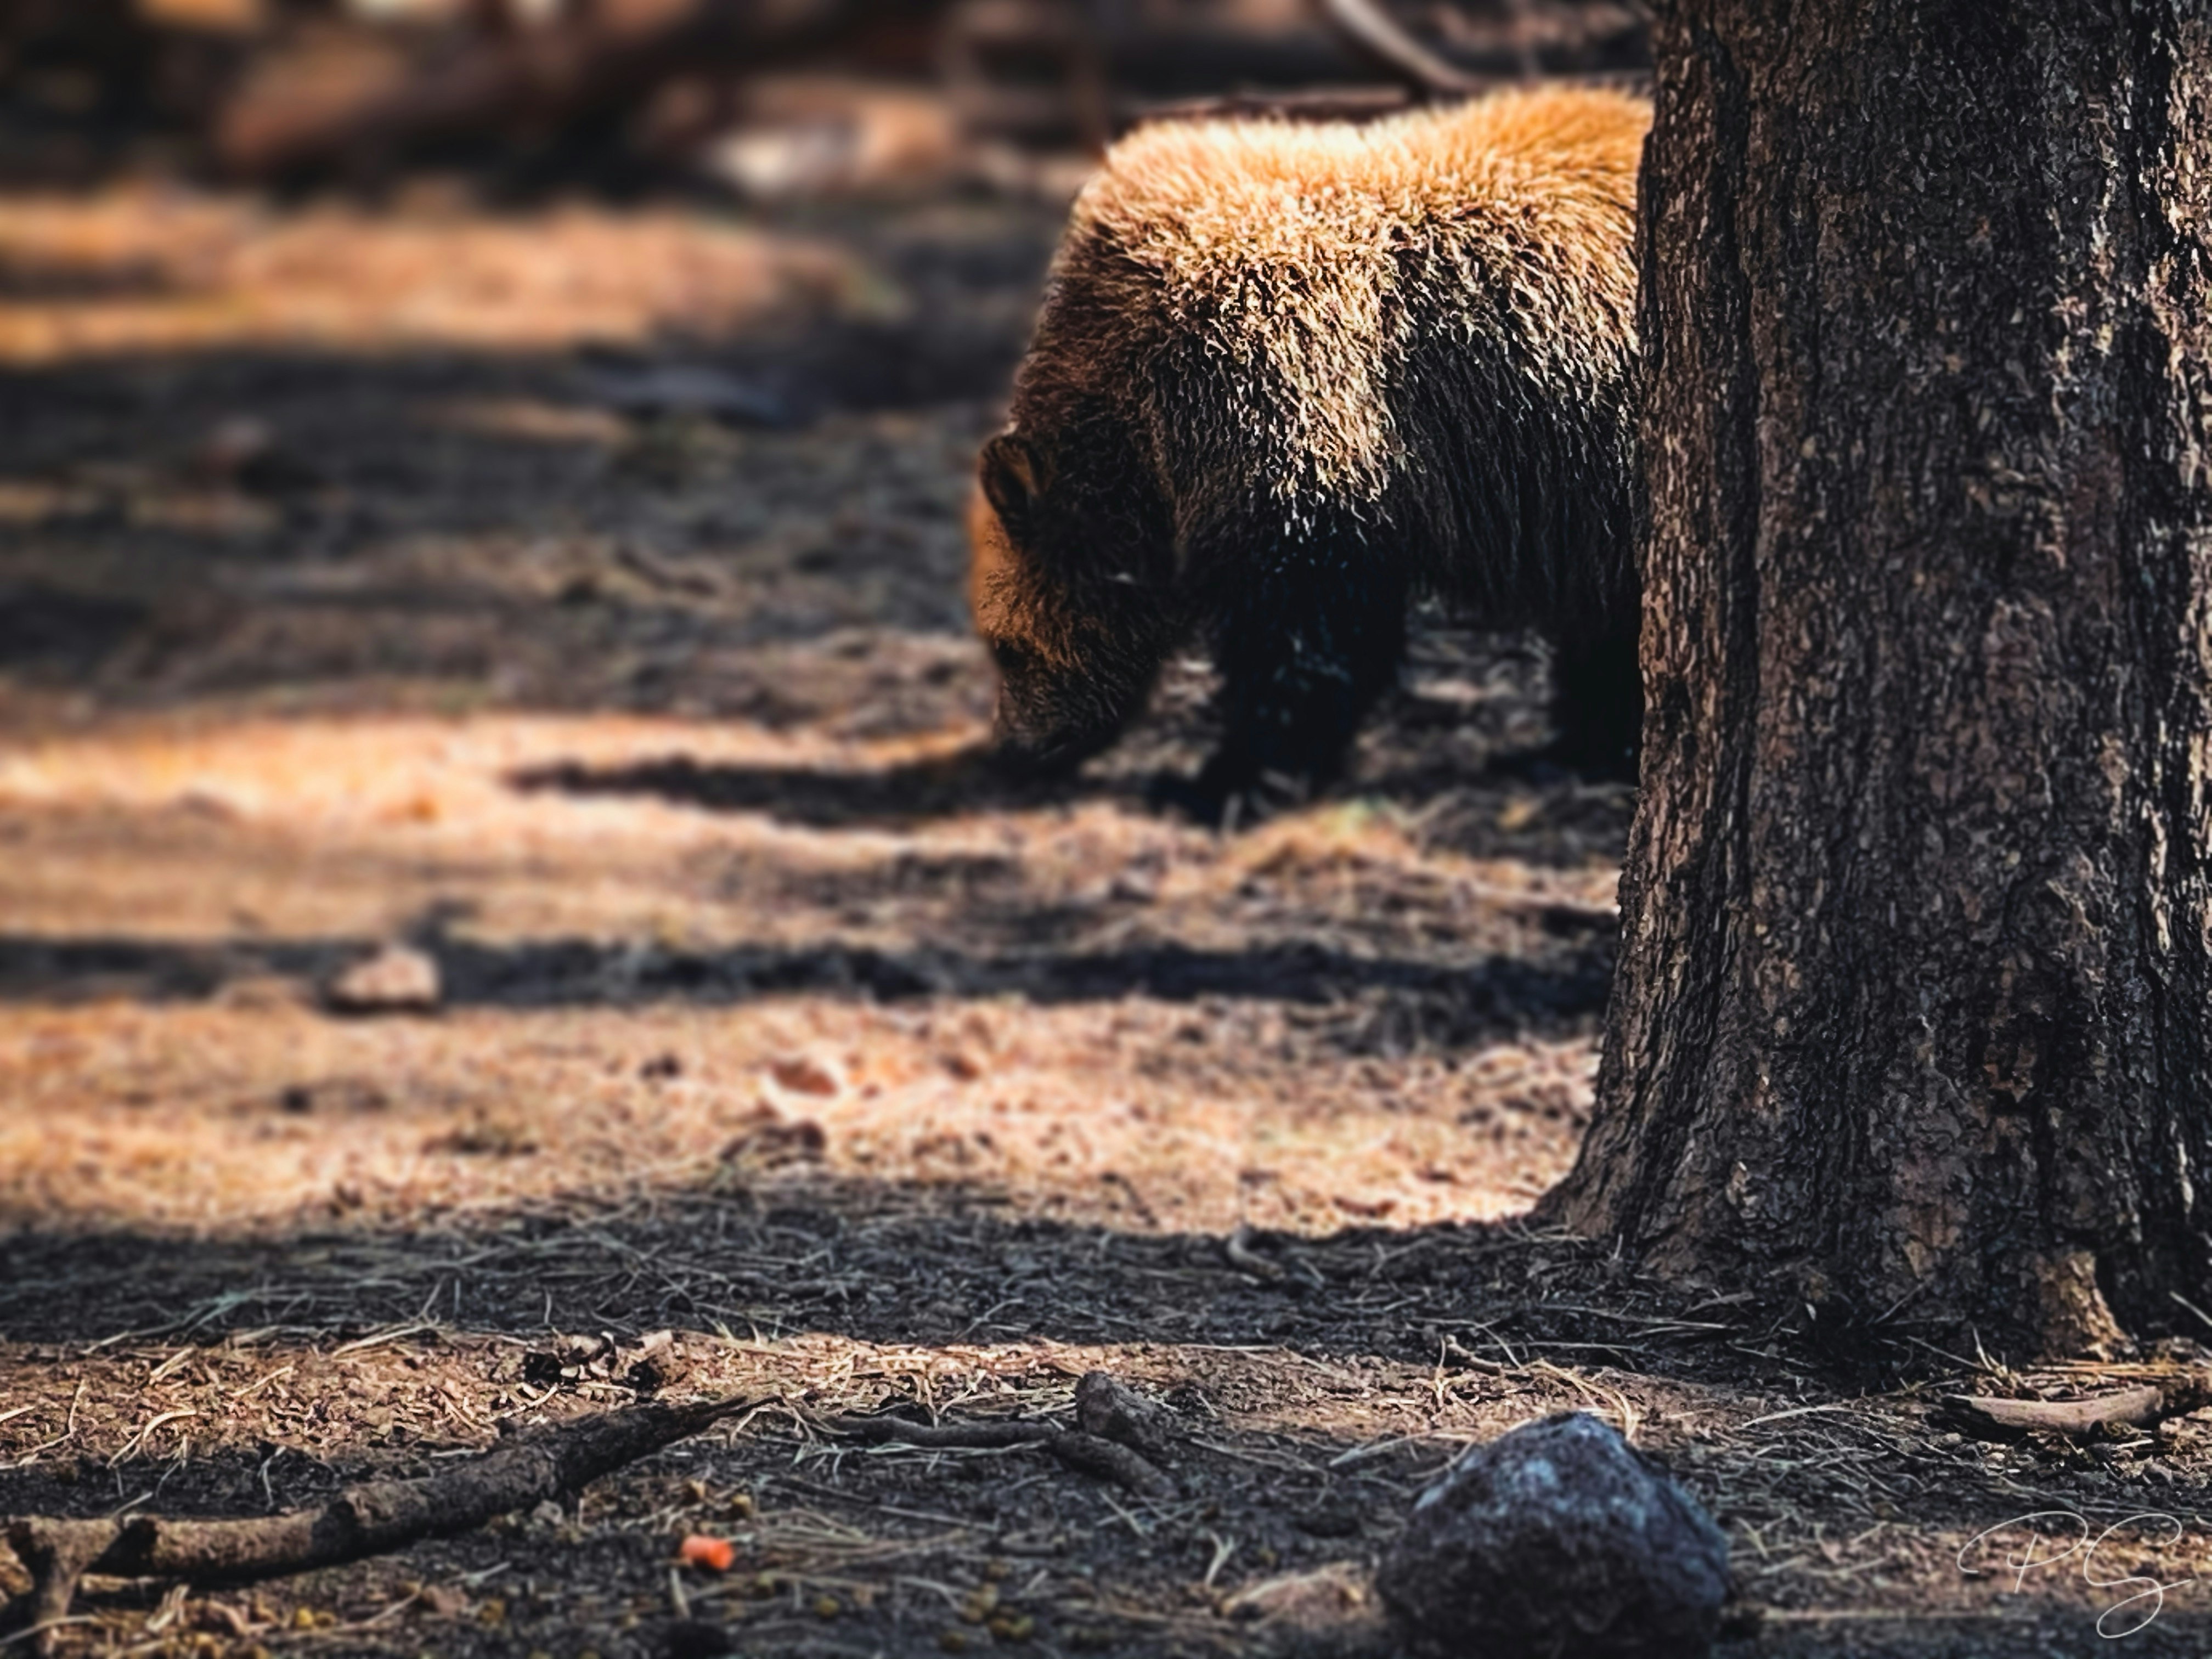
[{"xmin": 969, "ymin": 85, "xmax": 1649, "ymax": 822}]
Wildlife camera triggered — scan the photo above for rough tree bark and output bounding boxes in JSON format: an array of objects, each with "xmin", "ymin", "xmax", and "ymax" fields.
[{"xmin": 1541, "ymin": 1, "xmax": 2212, "ymax": 1354}]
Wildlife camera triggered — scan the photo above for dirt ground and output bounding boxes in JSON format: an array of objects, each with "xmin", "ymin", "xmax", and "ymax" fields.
[{"xmin": 4, "ymin": 176, "xmax": 2212, "ymax": 1659}]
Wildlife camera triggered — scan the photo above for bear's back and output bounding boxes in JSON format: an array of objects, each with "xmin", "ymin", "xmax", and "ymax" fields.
[
  {"xmin": 1028, "ymin": 89, "xmax": 1646, "ymax": 561},
  {"xmin": 1074, "ymin": 87, "xmax": 1646, "ymax": 285}
]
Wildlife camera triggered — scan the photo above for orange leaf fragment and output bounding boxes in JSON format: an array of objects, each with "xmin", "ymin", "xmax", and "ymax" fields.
[{"xmin": 679, "ymin": 1534, "xmax": 736, "ymax": 1573}]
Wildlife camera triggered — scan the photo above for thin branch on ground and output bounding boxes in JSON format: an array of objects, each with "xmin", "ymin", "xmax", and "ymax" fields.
[
  {"xmin": 1, "ymin": 1393, "xmax": 764, "ymax": 1655},
  {"xmin": 825, "ymin": 1372, "xmax": 1175, "ymax": 1499}
]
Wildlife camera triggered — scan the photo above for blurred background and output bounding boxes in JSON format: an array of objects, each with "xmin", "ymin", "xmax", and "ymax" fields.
[
  {"xmin": 0, "ymin": 0, "xmax": 1647, "ymax": 1317},
  {"xmin": 2, "ymin": 0, "xmax": 1646, "ymax": 190}
]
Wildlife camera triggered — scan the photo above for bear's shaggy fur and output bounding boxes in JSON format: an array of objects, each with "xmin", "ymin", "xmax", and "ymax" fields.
[{"xmin": 970, "ymin": 86, "xmax": 1649, "ymax": 819}]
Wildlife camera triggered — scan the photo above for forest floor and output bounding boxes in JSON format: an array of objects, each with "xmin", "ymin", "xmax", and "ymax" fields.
[{"xmin": 3, "ymin": 173, "xmax": 2211, "ymax": 1659}]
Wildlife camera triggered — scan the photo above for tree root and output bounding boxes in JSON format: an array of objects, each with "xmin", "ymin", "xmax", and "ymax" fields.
[
  {"xmin": 1, "ymin": 1393, "xmax": 761, "ymax": 1655},
  {"xmin": 827, "ymin": 1372, "xmax": 1175, "ymax": 1499}
]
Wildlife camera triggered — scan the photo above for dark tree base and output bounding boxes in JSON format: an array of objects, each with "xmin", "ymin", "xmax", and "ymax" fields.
[{"xmin": 1546, "ymin": 0, "xmax": 2212, "ymax": 1356}]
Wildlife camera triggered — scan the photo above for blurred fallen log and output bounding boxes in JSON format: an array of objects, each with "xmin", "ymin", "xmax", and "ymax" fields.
[
  {"xmin": 215, "ymin": 0, "xmax": 911, "ymax": 179},
  {"xmin": 208, "ymin": 0, "xmax": 1654, "ymax": 181},
  {"xmin": 1127, "ymin": 0, "xmax": 1645, "ymax": 133},
  {"xmin": 0, "ymin": 1393, "xmax": 762, "ymax": 1657},
  {"xmin": 12, "ymin": 0, "xmax": 1648, "ymax": 188}
]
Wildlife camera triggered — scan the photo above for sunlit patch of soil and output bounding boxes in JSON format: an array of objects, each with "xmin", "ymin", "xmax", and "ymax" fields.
[
  {"xmin": 0, "ymin": 712, "xmax": 1601, "ymax": 1243},
  {"xmin": 0, "ymin": 998, "xmax": 1592, "ymax": 1242},
  {"xmin": 0, "ymin": 188, "xmax": 867, "ymax": 363}
]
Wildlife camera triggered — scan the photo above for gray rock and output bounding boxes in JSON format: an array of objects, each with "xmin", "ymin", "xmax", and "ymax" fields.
[{"xmin": 1377, "ymin": 1412, "xmax": 1729, "ymax": 1659}]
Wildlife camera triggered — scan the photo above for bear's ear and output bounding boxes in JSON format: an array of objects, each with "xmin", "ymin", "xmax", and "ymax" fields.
[{"xmin": 979, "ymin": 433, "xmax": 1045, "ymax": 529}]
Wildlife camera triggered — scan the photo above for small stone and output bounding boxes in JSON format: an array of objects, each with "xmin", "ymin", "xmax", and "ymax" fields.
[
  {"xmin": 1074, "ymin": 1370, "xmax": 1178, "ymax": 1454},
  {"xmin": 768, "ymin": 1054, "xmax": 842, "ymax": 1097},
  {"xmin": 1377, "ymin": 1412, "xmax": 1729, "ymax": 1659},
  {"xmin": 325, "ymin": 944, "xmax": 441, "ymax": 1014}
]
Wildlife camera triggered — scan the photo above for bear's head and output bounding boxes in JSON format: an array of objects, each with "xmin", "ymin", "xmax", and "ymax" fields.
[{"xmin": 968, "ymin": 429, "xmax": 1176, "ymax": 777}]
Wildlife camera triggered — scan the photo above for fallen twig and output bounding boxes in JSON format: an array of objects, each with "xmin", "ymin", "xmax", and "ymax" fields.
[
  {"xmin": 1046, "ymin": 1432, "xmax": 1175, "ymax": 1500},
  {"xmin": 826, "ymin": 1372, "xmax": 1175, "ymax": 1498},
  {"xmin": 832, "ymin": 1416, "xmax": 1053, "ymax": 1449},
  {"xmin": 2, "ymin": 1394, "xmax": 762, "ymax": 1655}
]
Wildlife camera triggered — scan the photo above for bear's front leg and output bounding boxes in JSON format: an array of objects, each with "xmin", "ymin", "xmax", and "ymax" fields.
[{"xmin": 1156, "ymin": 550, "xmax": 1408, "ymax": 827}]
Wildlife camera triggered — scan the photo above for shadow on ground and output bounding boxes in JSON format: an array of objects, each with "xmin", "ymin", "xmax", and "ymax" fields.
[
  {"xmin": 509, "ymin": 745, "xmax": 1137, "ymax": 827},
  {"xmin": 0, "ymin": 1166, "xmax": 1676, "ymax": 1370},
  {"xmin": 0, "ymin": 930, "xmax": 1611, "ymax": 1042}
]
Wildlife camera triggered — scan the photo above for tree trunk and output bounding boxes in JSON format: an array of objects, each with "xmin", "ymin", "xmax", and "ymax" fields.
[{"xmin": 1542, "ymin": 1, "xmax": 2212, "ymax": 1356}]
